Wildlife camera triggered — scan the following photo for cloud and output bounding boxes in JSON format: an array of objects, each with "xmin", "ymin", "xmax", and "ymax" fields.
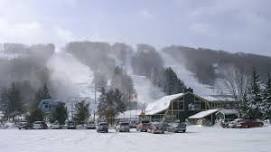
[
  {"xmin": 139, "ymin": 10, "xmax": 154, "ymax": 19},
  {"xmin": 0, "ymin": 0, "xmax": 270, "ymax": 56},
  {"xmin": 0, "ymin": 17, "xmax": 75, "ymax": 46}
]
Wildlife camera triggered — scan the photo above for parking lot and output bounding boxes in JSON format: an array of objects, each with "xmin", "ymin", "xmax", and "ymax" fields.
[{"xmin": 0, "ymin": 125, "xmax": 270, "ymax": 152}]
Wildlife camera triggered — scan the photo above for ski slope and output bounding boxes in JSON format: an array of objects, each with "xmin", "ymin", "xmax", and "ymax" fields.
[
  {"xmin": 47, "ymin": 51, "xmax": 96, "ymax": 101},
  {"xmin": 131, "ymin": 75, "xmax": 165, "ymax": 104},
  {"xmin": 0, "ymin": 126, "xmax": 270, "ymax": 152},
  {"xmin": 160, "ymin": 51, "xmax": 214, "ymax": 96}
]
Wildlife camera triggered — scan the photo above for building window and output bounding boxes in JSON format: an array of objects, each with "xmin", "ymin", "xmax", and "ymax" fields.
[
  {"xmin": 188, "ymin": 103, "xmax": 201, "ymax": 111},
  {"xmin": 172, "ymin": 100, "xmax": 184, "ymax": 110}
]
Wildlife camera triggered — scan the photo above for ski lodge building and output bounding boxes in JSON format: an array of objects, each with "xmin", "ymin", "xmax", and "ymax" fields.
[{"xmin": 141, "ymin": 92, "xmax": 238, "ymax": 122}]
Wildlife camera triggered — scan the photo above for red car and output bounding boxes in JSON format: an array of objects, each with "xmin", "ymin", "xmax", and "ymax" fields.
[
  {"xmin": 228, "ymin": 119, "xmax": 264, "ymax": 128},
  {"xmin": 147, "ymin": 122, "xmax": 165, "ymax": 134},
  {"xmin": 137, "ymin": 120, "xmax": 151, "ymax": 132}
]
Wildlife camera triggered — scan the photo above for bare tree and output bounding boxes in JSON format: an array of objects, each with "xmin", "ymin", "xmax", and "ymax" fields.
[{"xmin": 219, "ymin": 64, "xmax": 249, "ymax": 101}]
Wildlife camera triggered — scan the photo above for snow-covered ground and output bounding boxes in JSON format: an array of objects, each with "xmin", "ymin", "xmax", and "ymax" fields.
[{"xmin": 0, "ymin": 126, "xmax": 270, "ymax": 152}]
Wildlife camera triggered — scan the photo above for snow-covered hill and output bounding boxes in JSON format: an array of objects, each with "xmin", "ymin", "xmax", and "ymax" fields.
[
  {"xmin": 159, "ymin": 51, "xmax": 215, "ymax": 96},
  {"xmin": 47, "ymin": 51, "xmax": 96, "ymax": 101},
  {"xmin": 131, "ymin": 75, "xmax": 165, "ymax": 103}
]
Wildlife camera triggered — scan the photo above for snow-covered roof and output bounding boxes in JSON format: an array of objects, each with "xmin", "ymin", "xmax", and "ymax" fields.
[
  {"xmin": 217, "ymin": 109, "xmax": 239, "ymax": 115},
  {"xmin": 188, "ymin": 109, "xmax": 219, "ymax": 119},
  {"xmin": 145, "ymin": 93, "xmax": 185, "ymax": 115},
  {"xmin": 117, "ymin": 110, "xmax": 143, "ymax": 119},
  {"xmin": 202, "ymin": 95, "xmax": 236, "ymax": 102}
]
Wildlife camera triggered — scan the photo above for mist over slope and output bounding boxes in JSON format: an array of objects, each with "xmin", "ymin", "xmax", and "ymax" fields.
[
  {"xmin": 163, "ymin": 46, "xmax": 271, "ymax": 86},
  {"xmin": 0, "ymin": 41, "xmax": 270, "ymax": 106}
]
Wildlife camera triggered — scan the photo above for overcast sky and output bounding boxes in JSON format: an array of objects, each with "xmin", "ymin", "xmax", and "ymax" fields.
[{"xmin": 0, "ymin": 0, "xmax": 270, "ymax": 56}]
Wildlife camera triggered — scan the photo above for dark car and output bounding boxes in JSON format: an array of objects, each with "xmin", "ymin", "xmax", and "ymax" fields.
[
  {"xmin": 147, "ymin": 122, "xmax": 165, "ymax": 134},
  {"xmin": 228, "ymin": 119, "xmax": 264, "ymax": 128},
  {"xmin": 17, "ymin": 121, "xmax": 32, "ymax": 129},
  {"xmin": 167, "ymin": 122, "xmax": 186, "ymax": 133},
  {"xmin": 32, "ymin": 121, "xmax": 48, "ymax": 129},
  {"xmin": 67, "ymin": 121, "xmax": 76, "ymax": 129},
  {"xmin": 137, "ymin": 120, "xmax": 151, "ymax": 132},
  {"xmin": 116, "ymin": 122, "xmax": 130, "ymax": 132},
  {"xmin": 97, "ymin": 122, "xmax": 109, "ymax": 133}
]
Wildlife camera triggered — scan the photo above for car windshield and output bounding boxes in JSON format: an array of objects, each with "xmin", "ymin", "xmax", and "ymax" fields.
[
  {"xmin": 99, "ymin": 123, "xmax": 108, "ymax": 126},
  {"xmin": 169, "ymin": 123, "xmax": 179, "ymax": 127},
  {"xmin": 120, "ymin": 122, "xmax": 129, "ymax": 126},
  {"xmin": 142, "ymin": 121, "xmax": 150, "ymax": 124}
]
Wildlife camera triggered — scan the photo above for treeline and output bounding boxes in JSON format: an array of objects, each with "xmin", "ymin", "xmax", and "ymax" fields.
[
  {"xmin": 0, "ymin": 43, "xmax": 54, "ymax": 107},
  {"xmin": 163, "ymin": 46, "xmax": 271, "ymax": 86},
  {"xmin": 0, "ymin": 81, "xmax": 93, "ymax": 125},
  {"xmin": 241, "ymin": 70, "xmax": 271, "ymax": 119},
  {"xmin": 236, "ymin": 69, "xmax": 271, "ymax": 121}
]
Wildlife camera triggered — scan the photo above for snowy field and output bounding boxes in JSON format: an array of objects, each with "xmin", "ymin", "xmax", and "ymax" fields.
[{"xmin": 0, "ymin": 126, "xmax": 270, "ymax": 152}]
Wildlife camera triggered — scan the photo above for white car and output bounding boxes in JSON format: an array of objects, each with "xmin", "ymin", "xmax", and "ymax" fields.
[
  {"xmin": 32, "ymin": 121, "xmax": 48, "ymax": 129},
  {"xmin": 116, "ymin": 122, "xmax": 130, "ymax": 132},
  {"xmin": 86, "ymin": 121, "xmax": 96, "ymax": 129},
  {"xmin": 50, "ymin": 121, "xmax": 62, "ymax": 129}
]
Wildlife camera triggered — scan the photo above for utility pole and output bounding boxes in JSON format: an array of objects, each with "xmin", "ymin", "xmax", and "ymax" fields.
[
  {"xmin": 94, "ymin": 75, "xmax": 96, "ymax": 122},
  {"xmin": 129, "ymin": 89, "xmax": 131, "ymax": 123}
]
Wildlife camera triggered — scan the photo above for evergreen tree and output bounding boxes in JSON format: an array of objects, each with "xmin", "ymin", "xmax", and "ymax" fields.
[
  {"xmin": 33, "ymin": 83, "xmax": 51, "ymax": 108},
  {"xmin": 262, "ymin": 74, "xmax": 271, "ymax": 122},
  {"xmin": 97, "ymin": 88, "xmax": 127, "ymax": 124},
  {"xmin": 243, "ymin": 69, "xmax": 263, "ymax": 119},
  {"xmin": 94, "ymin": 72, "xmax": 107, "ymax": 92},
  {"xmin": 27, "ymin": 108, "xmax": 44, "ymax": 123},
  {"xmin": 0, "ymin": 82, "xmax": 23, "ymax": 120},
  {"xmin": 111, "ymin": 67, "xmax": 135, "ymax": 102},
  {"xmin": 50, "ymin": 104, "xmax": 68, "ymax": 125},
  {"xmin": 74, "ymin": 100, "xmax": 90, "ymax": 124},
  {"xmin": 162, "ymin": 67, "xmax": 186, "ymax": 95}
]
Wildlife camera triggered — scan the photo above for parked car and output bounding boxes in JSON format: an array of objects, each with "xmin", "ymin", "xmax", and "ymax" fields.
[
  {"xmin": 86, "ymin": 121, "xmax": 96, "ymax": 129},
  {"xmin": 76, "ymin": 123, "xmax": 86, "ymax": 129},
  {"xmin": 32, "ymin": 121, "xmax": 48, "ymax": 129},
  {"xmin": 137, "ymin": 120, "xmax": 151, "ymax": 132},
  {"xmin": 67, "ymin": 121, "xmax": 76, "ymax": 129},
  {"xmin": 147, "ymin": 122, "xmax": 165, "ymax": 134},
  {"xmin": 129, "ymin": 121, "xmax": 138, "ymax": 128},
  {"xmin": 167, "ymin": 122, "xmax": 186, "ymax": 133},
  {"xmin": 50, "ymin": 121, "xmax": 62, "ymax": 129},
  {"xmin": 228, "ymin": 118, "xmax": 264, "ymax": 128},
  {"xmin": 17, "ymin": 121, "xmax": 32, "ymax": 129},
  {"xmin": 116, "ymin": 122, "xmax": 130, "ymax": 132},
  {"xmin": 97, "ymin": 122, "xmax": 109, "ymax": 133}
]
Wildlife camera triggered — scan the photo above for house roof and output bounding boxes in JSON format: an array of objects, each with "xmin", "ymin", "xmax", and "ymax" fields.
[
  {"xmin": 188, "ymin": 109, "xmax": 219, "ymax": 119},
  {"xmin": 202, "ymin": 95, "xmax": 236, "ymax": 102},
  {"xmin": 145, "ymin": 93, "xmax": 185, "ymax": 115},
  {"xmin": 217, "ymin": 109, "xmax": 239, "ymax": 115}
]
